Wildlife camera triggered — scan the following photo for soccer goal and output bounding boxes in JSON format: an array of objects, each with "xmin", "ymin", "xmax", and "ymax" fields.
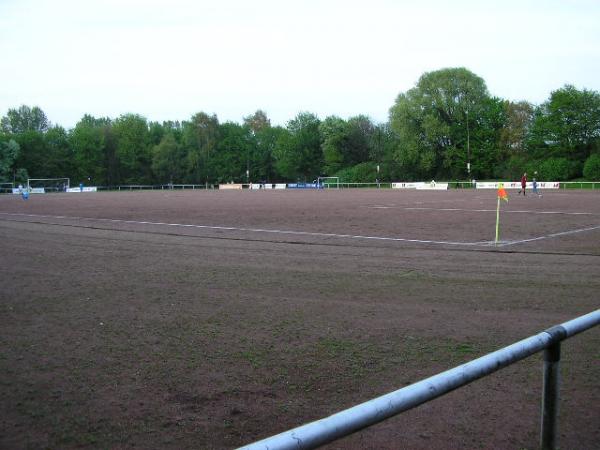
[
  {"xmin": 317, "ymin": 177, "xmax": 340, "ymax": 189},
  {"xmin": 0, "ymin": 182, "xmax": 14, "ymax": 193},
  {"xmin": 27, "ymin": 178, "xmax": 70, "ymax": 193}
]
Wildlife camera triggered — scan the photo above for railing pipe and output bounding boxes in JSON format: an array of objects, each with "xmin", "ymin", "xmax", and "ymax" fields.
[
  {"xmin": 240, "ymin": 310, "xmax": 599, "ymax": 450},
  {"xmin": 541, "ymin": 341, "xmax": 561, "ymax": 450}
]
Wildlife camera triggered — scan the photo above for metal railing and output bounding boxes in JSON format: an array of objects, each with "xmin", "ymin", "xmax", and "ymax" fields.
[
  {"xmin": 240, "ymin": 309, "xmax": 600, "ymax": 450},
  {"xmin": 559, "ymin": 181, "xmax": 600, "ymax": 189}
]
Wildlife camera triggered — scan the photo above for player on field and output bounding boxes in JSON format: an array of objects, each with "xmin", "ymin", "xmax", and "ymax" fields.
[{"xmin": 518, "ymin": 172, "xmax": 527, "ymax": 196}]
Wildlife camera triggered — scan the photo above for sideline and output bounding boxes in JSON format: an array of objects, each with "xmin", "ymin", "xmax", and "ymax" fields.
[
  {"xmin": 497, "ymin": 225, "xmax": 600, "ymax": 247},
  {"xmin": 370, "ymin": 206, "xmax": 598, "ymax": 216},
  {"xmin": 0, "ymin": 212, "xmax": 490, "ymax": 247},
  {"xmin": 1, "ymin": 212, "xmax": 599, "ymax": 248}
]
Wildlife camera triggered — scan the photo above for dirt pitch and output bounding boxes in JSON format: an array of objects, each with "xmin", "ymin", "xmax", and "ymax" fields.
[{"xmin": 1, "ymin": 188, "xmax": 599, "ymax": 450}]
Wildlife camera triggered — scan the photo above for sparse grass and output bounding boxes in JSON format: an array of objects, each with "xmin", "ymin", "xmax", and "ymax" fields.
[{"xmin": 2, "ymin": 190, "xmax": 599, "ymax": 449}]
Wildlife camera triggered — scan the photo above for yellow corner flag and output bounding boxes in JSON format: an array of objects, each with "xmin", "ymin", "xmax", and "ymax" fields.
[{"xmin": 495, "ymin": 183, "xmax": 508, "ymax": 244}]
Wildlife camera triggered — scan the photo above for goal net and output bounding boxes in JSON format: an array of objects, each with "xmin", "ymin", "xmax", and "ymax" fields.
[
  {"xmin": 317, "ymin": 177, "xmax": 340, "ymax": 189},
  {"xmin": 0, "ymin": 182, "xmax": 14, "ymax": 193},
  {"xmin": 27, "ymin": 178, "xmax": 70, "ymax": 193}
]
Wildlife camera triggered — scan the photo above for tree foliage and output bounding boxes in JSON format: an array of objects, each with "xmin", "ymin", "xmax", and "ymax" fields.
[
  {"xmin": 113, "ymin": 114, "xmax": 152, "ymax": 184},
  {"xmin": 152, "ymin": 133, "xmax": 186, "ymax": 183},
  {"xmin": 542, "ymin": 85, "xmax": 600, "ymax": 153},
  {"xmin": 1, "ymin": 105, "xmax": 49, "ymax": 134},
  {"xmin": 182, "ymin": 112, "xmax": 220, "ymax": 184},
  {"xmin": 583, "ymin": 154, "xmax": 600, "ymax": 180},
  {"xmin": 390, "ymin": 67, "xmax": 491, "ymax": 180},
  {"xmin": 274, "ymin": 112, "xmax": 321, "ymax": 181},
  {"xmin": 2, "ymin": 73, "xmax": 599, "ymax": 187},
  {"xmin": 0, "ymin": 138, "xmax": 20, "ymax": 182}
]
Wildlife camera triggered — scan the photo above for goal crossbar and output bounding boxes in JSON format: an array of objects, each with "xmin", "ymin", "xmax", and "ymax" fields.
[
  {"xmin": 317, "ymin": 177, "xmax": 340, "ymax": 189},
  {"xmin": 27, "ymin": 178, "xmax": 70, "ymax": 192}
]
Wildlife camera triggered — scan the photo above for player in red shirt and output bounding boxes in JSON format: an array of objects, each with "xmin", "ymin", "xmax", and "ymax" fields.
[{"xmin": 518, "ymin": 172, "xmax": 527, "ymax": 196}]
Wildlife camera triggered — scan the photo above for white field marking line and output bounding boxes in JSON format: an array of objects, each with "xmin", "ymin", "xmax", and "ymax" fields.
[
  {"xmin": 388, "ymin": 206, "xmax": 597, "ymax": 216},
  {"xmin": 0, "ymin": 212, "xmax": 486, "ymax": 247},
  {"xmin": 496, "ymin": 224, "xmax": 600, "ymax": 247}
]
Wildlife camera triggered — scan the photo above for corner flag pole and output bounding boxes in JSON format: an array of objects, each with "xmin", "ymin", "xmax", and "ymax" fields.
[
  {"xmin": 495, "ymin": 183, "xmax": 508, "ymax": 245},
  {"xmin": 495, "ymin": 194, "xmax": 501, "ymax": 245}
]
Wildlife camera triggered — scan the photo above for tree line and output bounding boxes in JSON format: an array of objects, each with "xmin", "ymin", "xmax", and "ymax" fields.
[{"xmin": 2, "ymin": 67, "xmax": 600, "ymax": 187}]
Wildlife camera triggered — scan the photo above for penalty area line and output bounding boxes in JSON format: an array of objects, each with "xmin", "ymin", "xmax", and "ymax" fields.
[
  {"xmin": 497, "ymin": 224, "xmax": 600, "ymax": 247},
  {"xmin": 396, "ymin": 206, "xmax": 597, "ymax": 216},
  {"xmin": 0, "ymin": 212, "xmax": 486, "ymax": 247}
]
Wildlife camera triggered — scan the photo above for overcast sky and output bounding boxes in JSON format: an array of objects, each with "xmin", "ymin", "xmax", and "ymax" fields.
[{"xmin": 1, "ymin": 0, "xmax": 599, "ymax": 129}]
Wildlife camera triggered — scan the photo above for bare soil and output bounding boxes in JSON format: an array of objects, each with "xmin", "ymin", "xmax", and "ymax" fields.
[{"xmin": 0, "ymin": 189, "xmax": 599, "ymax": 449}]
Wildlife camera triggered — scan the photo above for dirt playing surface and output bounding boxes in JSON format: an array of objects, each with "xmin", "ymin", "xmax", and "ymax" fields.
[{"xmin": 1, "ymin": 188, "xmax": 599, "ymax": 449}]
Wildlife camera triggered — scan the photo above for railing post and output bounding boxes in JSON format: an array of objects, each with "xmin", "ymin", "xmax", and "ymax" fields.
[{"xmin": 540, "ymin": 340, "xmax": 561, "ymax": 450}]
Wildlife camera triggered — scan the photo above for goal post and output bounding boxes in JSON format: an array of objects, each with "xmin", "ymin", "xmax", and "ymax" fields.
[
  {"xmin": 27, "ymin": 178, "xmax": 70, "ymax": 193},
  {"xmin": 317, "ymin": 177, "xmax": 340, "ymax": 189},
  {"xmin": 0, "ymin": 182, "xmax": 14, "ymax": 193}
]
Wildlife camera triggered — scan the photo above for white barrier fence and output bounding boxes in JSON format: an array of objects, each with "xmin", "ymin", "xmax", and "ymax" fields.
[
  {"xmin": 392, "ymin": 182, "xmax": 449, "ymax": 190},
  {"xmin": 476, "ymin": 181, "xmax": 560, "ymax": 189},
  {"xmin": 12, "ymin": 186, "xmax": 98, "ymax": 194},
  {"xmin": 66, "ymin": 187, "xmax": 98, "ymax": 193}
]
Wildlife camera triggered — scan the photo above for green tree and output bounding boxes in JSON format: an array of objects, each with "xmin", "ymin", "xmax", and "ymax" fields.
[
  {"xmin": 499, "ymin": 101, "xmax": 534, "ymax": 155},
  {"xmin": 182, "ymin": 112, "xmax": 219, "ymax": 184},
  {"xmin": 273, "ymin": 112, "xmax": 321, "ymax": 181},
  {"xmin": 213, "ymin": 122, "xmax": 251, "ymax": 183},
  {"xmin": 1, "ymin": 105, "xmax": 49, "ymax": 134},
  {"xmin": 151, "ymin": 133, "xmax": 187, "ymax": 183},
  {"xmin": 13, "ymin": 130, "xmax": 47, "ymax": 178},
  {"xmin": 0, "ymin": 138, "xmax": 20, "ymax": 182},
  {"xmin": 538, "ymin": 157, "xmax": 579, "ymax": 181},
  {"xmin": 345, "ymin": 115, "xmax": 374, "ymax": 166},
  {"xmin": 70, "ymin": 115, "xmax": 110, "ymax": 185},
  {"xmin": 541, "ymin": 85, "xmax": 600, "ymax": 156},
  {"xmin": 319, "ymin": 116, "xmax": 346, "ymax": 174},
  {"xmin": 369, "ymin": 123, "xmax": 401, "ymax": 181},
  {"xmin": 389, "ymin": 67, "xmax": 490, "ymax": 180},
  {"xmin": 44, "ymin": 126, "xmax": 73, "ymax": 178},
  {"xmin": 243, "ymin": 110, "xmax": 271, "ymax": 134},
  {"xmin": 244, "ymin": 110, "xmax": 280, "ymax": 182},
  {"xmin": 583, "ymin": 154, "xmax": 600, "ymax": 180},
  {"xmin": 113, "ymin": 114, "xmax": 151, "ymax": 184},
  {"xmin": 469, "ymin": 97, "xmax": 506, "ymax": 179},
  {"xmin": 335, "ymin": 162, "xmax": 379, "ymax": 183},
  {"xmin": 320, "ymin": 115, "xmax": 375, "ymax": 176}
]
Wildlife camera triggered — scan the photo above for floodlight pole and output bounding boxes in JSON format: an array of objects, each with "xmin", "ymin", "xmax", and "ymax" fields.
[{"xmin": 466, "ymin": 108, "xmax": 471, "ymax": 177}]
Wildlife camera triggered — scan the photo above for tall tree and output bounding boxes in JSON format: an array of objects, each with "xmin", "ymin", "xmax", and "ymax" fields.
[
  {"xmin": 1, "ymin": 105, "xmax": 50, "ymax": 134},
  {"xmin": 214, "ymin": 122, "xmax": 251, "ymax": 183},
  {"xmin": 274, "ymin": 112, "xmax": 321, "ymax": 181},
  {"xmin": 253, "ymin": 125, "xmax": 285, "ymax": 182},
  {"xmin": 182, "ymin": 112, "xmax": 219, "ymax": 184},
  {"xmin": 243, "ymin": 110, "xmax": 271, "ymax": 134},
  {"xmin": 113, "ymin": 114, "xmax": 151, "ymax": 184},
  {"xmin": 345, "ymin": 115, "xmax": 375, "ymax": 166},
  {"xmin": 70, "ymin": 115, "xmax": 111, "ymax": 185},
  {"xmin": 369, "ymin": 123, "xmax": 401, "ymax": 180},
  {"xmin": 499, "ymin": 101, "xmax": 534, "ymax": 154},
  {"xmin": 0, "ymin": 137, "xmax": 20, "ymax": 183},
  {"xmin": 319, "ymin": 116, "xmax": 346, "ymax": 175},
  {"xmin": 151, "ymin": 133, "xmax": 187, "ymax": 183},
  {"xmin": 44, "ymin": 126, "xmax": 73, "ymax": 178},
  {"xmin": 389, "ymin": 67, "xmax": 490, "ymax": 179},
  {"xmin": 529, "ymin": 85, "xmax": 600, "ymax": 158},
  {"xmin": 13, "ymin": 130, "xmax": 47, "ymax": 178}
]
